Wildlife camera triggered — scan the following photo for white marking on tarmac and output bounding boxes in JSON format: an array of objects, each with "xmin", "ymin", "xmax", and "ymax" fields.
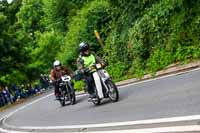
[
  {"xmin": 2, "ymin": 93, "xmax": 87, "ymax": 119},
  {"xmin": 89, "ymin": 125, "xmax": 200, "ymax": 133},
  {"xmin": 2, "ymin": 93, "xmax": 54, "ymax": 119},
  {"xmin": 0, "ymin": 128, "xmax": 30, "ymax": 133},
  {"xmin": 1, "ymin": 125, "xmax": 200, "ymax": 133},
  {"xmin": 3, "ymin": 67, "xmax": 200, "ymax": 121},
  {"xmin": 0, "ymin": 67, "xmax": 200, "ymax": 132},
  {"xmin": 13, "ymin": 114, "xmax": 200, "ymax": 129}
]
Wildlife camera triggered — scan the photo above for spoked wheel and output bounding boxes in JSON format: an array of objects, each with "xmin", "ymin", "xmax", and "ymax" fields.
[
  {"xmin": 106, "ymin": 80, "xmax": 119, "ymax": 102},
  {"xmin": 70, "ymin": 90, "xmax": 76, "ymax": 105},
  {"xmin": 68, "ymin": 84, "xmax": 76, "ymax": 105},
  {"xmin": 92, "ymin": 88, "xmax": 101, "ymax": 105},
  {"xmin": 59, "ymin": 96, "xmax": 65, "ymax": 106}
]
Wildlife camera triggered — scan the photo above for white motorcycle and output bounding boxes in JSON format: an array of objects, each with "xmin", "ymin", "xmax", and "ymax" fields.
[{"xmin": 85, "ymin": 64, "xmax": 119, "ymax": 105}]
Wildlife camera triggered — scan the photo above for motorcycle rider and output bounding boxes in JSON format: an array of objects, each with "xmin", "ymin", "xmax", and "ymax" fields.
[
  {"xmin": 50, "ymin": 60, "xmax": 73, "ymax": 100},
  {"xmin": 76, "ymin": 42, "xmax": 106, "ymax": 99}
]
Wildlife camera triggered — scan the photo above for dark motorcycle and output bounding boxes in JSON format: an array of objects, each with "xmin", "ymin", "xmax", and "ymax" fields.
[{"xmin": 58, "ymin": 75, "xmax": 76, "ymax": 106}]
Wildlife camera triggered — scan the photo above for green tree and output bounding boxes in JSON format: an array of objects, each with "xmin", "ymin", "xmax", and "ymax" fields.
[
  {"xmin": 28, "ymin": 31, "xmax": 64, "ymax": 76},
  {"xmin": 0, "ymin": 0, "xmax": 29, "ymax": 85},
  {"xmin": 42, "ymin": 0, "xmax": 77, "ymax": 32},
  {"xmin": 57, "ymin": 0, "xmax": 110, "ymax": 69},
  {"xmin": 17, "ymin": 0, "xmax": 44, "ymax": 35}
]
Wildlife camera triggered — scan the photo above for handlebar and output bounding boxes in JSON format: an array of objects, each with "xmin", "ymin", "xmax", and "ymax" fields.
[{"xmin": 84, "ymin": 63, "xmax": 107, "ymax": 73}]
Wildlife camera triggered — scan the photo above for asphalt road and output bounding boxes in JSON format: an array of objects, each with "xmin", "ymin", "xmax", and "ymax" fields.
[{"xmin": 1, "ymin": 69, "xmax": 200, "ymax": 132}]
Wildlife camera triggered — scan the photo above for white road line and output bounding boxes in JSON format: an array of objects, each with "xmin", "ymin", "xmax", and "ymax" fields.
[
  {"xmin": 89, "ymin": 125, "xmax": 200, "ymax": 133},
  {"xmin": 10, "ymin": 115, "xmax": 200, "ymax": 130},
  {"xmin": 0, "ymin": 94, "xmax": 87, "ymax": 133},
  {"xmin": 2, "ymin": 67, "xmax": 200, "ymax": 121},
  {"xmin": 1, "ymin": 125, "xmax": 200, "ymax": 133},
  {"xmin": 1, "ymin": 94, "xmax": 87, "ymax": 129},
  {"xmin": 0, "ymin": 67, "xmax": 200, "ymax": 133},
  {"xmin": 2, "ymin": 93, "xmax": 87, "ymax": 119},
  {"xmin": 0, "ymin": 128, "xmax": 30, "ymax": 133},
  {"xmin": 2, "ymin": 93, "xmax": 54, "ymax": 119}
]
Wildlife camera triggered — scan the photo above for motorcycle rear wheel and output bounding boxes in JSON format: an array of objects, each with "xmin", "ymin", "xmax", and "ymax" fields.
[{"xmin": 92, "ymin": 96, "xmax": 100, "ymax": 105}]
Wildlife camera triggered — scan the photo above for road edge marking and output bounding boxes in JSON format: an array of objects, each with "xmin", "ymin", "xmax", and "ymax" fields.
[
  {"xmin": 3, "ymin": 115, "xmax": 200, "ymax": 130},
  {"xmin": 88, "ymin": 125, "xmax": 200, "ymax": 133},
  {"xmin": 1, "ymin": 67, "xmax": 200, "ymax": 132}
]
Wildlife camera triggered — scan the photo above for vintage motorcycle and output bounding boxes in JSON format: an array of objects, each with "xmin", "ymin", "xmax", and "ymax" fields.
[
  {"xmin": 85, "ymin": 64, "xmax": 119, "ymax": 105},
  {"xmin": 58, "ymin": 75, "xmax": 76, "ymax": 106}
]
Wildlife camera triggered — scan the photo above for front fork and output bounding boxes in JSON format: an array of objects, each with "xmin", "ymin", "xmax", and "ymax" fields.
[
  {"xmin": 92, "ymin": 69, "xmax": 111, "ymax": 99},
  {"xmin": 92, "ymin": 72, "xmax": 104, "ymax": 99}
]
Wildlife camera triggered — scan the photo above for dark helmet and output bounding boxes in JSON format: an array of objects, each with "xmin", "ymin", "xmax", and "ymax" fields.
[{"xmin": 79, "ymin": 42, "xmax": 89, "ymax": 52}]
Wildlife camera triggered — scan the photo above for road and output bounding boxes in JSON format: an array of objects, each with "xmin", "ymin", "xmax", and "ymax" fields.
[{"xmin": 1, "ymin": 69, "xmax": 200, "ymax": 132}]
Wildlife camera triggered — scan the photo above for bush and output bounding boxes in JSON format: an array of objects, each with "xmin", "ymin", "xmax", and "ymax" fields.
[
  {"xmin": 106, "ymin": 62, "xmax": 128, "ymax": 80},
  {"xmin": 128, "ymin": 58, "xmax": 146, "ymax": 78},
  {"xmin": 147, "ymin": 48, "xmax": 174, "ymax": 72},
  {"xmin": 74, "ymin": 80, "xmax": 85, "ymax": 92},
  {"xmin": 2, "ymin": 0, "xmax": 200, "ymax": 85},
  {"xmin": 175, "ymin": 45, "xmax": 200, "ymax": 61}
]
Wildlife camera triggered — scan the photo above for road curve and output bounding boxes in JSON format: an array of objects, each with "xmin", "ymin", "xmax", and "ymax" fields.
[{"xmin": 1, "ymin": 69, "xmax": 200, "ymax": 132}]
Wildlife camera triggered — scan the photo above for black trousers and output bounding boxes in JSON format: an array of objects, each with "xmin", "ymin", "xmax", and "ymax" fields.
[
  {"xmin": 84, "ymin": 75, "xmax": 94, "ymax": 95},
  {"xmin": 54, "ymin": 85, "xmax": 61, "ymax": 96}
]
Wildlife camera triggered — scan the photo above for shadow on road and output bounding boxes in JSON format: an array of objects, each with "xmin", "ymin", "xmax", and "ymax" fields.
[
  {"xmin": 57, "ymin": 95, "xmax": 88, "ymax": 107},
  {"xmin": 76, "ymin": 95, "xmax": 88, "ymax": 104}
]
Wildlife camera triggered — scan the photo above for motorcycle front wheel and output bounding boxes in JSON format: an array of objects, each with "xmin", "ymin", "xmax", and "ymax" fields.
[
  {"xmin": 59, "ymin": 96, "xmax": 65, "ymax": 106},
  {"xmin": 68, "ymin": 84, "xmax": 76, "ymax": 105},
  {"xmin": 106, "ymin": 80, "xmax": 119, "ymax": 102}
]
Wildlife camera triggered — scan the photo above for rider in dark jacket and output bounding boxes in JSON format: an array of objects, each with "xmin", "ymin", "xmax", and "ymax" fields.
[{"xmin": 50, "ymin": 60, "xmax": 72, "ymax": 99}]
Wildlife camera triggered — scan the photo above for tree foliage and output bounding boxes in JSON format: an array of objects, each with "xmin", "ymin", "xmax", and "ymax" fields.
[
  {"xmin": 57, "ymin": 0, "xmax": 110, "ymax": 68},
  {"xmin": 0, "ymin": 0, "xmax": 199, "ymax": 85}
]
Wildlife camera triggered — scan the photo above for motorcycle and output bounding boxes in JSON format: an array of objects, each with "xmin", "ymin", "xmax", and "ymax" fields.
[
  {"xmin": 85, "ymin": 64, "xmax": 119, "ymax": 105},
  {"xmin": 58, "ymin": 75, "xmax": 76, "ymax": 106}
]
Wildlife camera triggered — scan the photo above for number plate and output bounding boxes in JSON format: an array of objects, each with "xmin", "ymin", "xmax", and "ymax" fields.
[{"xmin": 96, "ymin": 64, "xmax": 101, "ymax": 69}]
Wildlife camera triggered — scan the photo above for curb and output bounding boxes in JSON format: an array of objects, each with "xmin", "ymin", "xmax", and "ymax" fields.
[
  {"xmin": 75, "ymin": 61, "xmax": 200, "ymax": 95},
  {"xmin": 116, "ymin": 61, "xmax": 200, "ymax": 87},
  {"xmin": 1, "ymin": 61, "xmax": 200, "ymax": 133}
]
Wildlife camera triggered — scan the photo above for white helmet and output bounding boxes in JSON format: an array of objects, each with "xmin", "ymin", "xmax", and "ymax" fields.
[{"xmin": 53, "ymin": 60, "xmax": 61, "ymax": 67}]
